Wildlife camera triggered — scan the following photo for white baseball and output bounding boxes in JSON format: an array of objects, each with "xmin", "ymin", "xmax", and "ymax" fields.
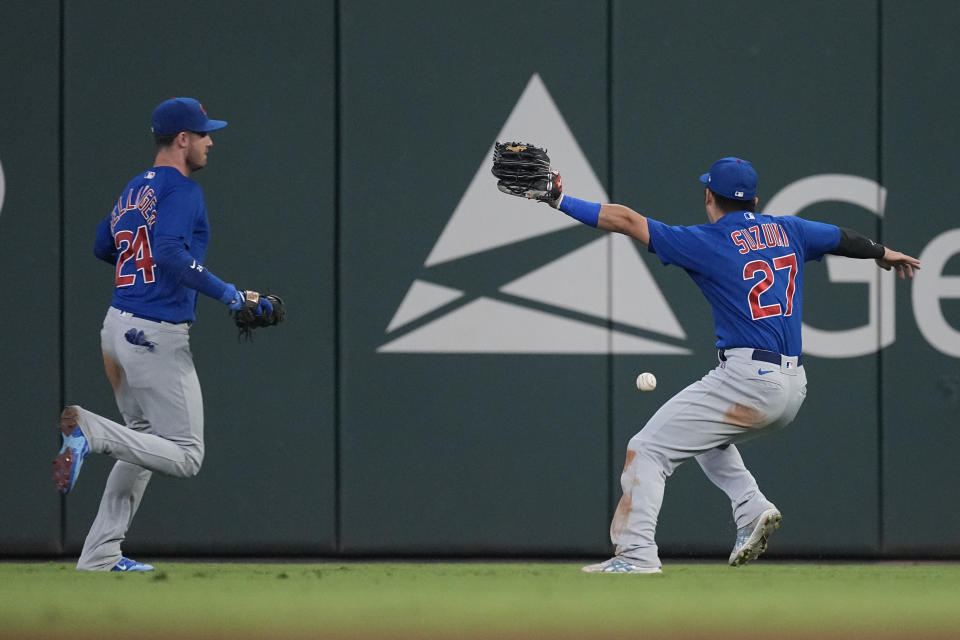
[{"xmin": 636, "ymin": 372, "xmax": 657, "ymax": 392}]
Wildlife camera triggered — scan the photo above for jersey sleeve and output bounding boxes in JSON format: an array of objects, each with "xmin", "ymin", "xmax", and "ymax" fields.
[
  {"xmin": 647, "ymin": 218, "xmax": 712, "ymax": 272},
  {"xmin": 93, "ymin": 216, "xmax": 117, "ymax": 264},
  {"xmin": 152, "ymin": 183, "xmax": 203, "ymax": 248},
  {"xmin": 152, "ymin": 184, "xmax": 206, "ymax": 276},
  {"xmin": 783, "ymin": 216, "xmax": 842, "ymax": 262},
  {"xmin": 150, "ymin": 182, "xmax": 231, "ymax": 301}
]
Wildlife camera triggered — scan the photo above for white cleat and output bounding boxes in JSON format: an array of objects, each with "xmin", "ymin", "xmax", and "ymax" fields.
[
  {"xmin": 729, "ymin": 508, "xmax": 782, "ymax": 567},
  {"xmin": 582, "ymin": 557, "xmax": 662, "ymax": 574}
]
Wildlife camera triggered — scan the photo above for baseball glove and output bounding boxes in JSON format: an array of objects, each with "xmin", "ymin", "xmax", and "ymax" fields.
[
  {"xmin": 234, "ymin": 291, "xmax": 285, "ymax": 341},
  {"xmin": 491, "ymin": 141, "xmax": 563, "ymax": 206}
]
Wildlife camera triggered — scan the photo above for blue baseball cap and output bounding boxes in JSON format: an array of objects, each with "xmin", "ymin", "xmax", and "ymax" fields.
[
  {"xmin": 150, "ymin": 97, "xmax": 227, "ymax": 135},
  {"xmin": 699, "ymin": 157, "xmax": 757, "ymax": 200}
]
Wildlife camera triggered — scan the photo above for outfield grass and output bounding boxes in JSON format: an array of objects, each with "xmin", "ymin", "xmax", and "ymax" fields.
[{"xmin": 1, "ymin": 561, "xmax": 958, "ymax": 639}]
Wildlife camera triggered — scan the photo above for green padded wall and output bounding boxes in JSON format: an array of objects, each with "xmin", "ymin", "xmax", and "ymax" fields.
[
  {"xmin": 338, "ymin": 0, "xmax": 612, "ymax": 553},
  {"xmin": 0, "ymin": 0, "xmax": 63, "ymax": 555},
  {"xmin": 880, "ymin": 0, "xmax": 960, "ymax": 555},
  {"xmin": 0, "ymin": 0, "xmax": 956, "ymax": 559}
]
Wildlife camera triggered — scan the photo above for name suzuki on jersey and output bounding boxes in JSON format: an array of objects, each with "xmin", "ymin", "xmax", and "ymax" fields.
[{"xmin": 730, "ymin": 223, "xmax": 790, "ymax": 255}]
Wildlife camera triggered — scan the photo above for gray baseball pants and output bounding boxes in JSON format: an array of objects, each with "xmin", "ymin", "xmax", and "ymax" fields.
[
  {"xmin": 611, "ymin": 347, "xmax": 807, "ymax": 569},
  {"xmin": 72, "ymin": 306, "xmax": 204, "ymax": 570}
]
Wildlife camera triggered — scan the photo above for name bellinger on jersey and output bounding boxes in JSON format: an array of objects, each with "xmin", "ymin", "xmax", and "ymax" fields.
[
  {"xmin": 94, "ymin": 166, "xmax": 211, "ymax": 323},
  {"xmin": 646, "ymin": 211, "xmax": 840, "ymax": 357}
]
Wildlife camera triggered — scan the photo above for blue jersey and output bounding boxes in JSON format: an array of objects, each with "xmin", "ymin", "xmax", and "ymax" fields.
[
  {"xmin": 94, "ymin": 166, "xmax": 210, "ymax": 323},
  {"xmin": 647, "ymin": 211, "xmax": 840, "ymax": 356}
]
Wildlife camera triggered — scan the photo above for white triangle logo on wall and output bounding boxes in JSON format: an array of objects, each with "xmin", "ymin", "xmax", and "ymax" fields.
[{"xmin": 378, "ymin": 74, "xmax": 689, "ymax": 355}]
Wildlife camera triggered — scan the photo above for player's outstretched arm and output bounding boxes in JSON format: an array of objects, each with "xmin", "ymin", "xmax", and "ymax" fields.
[
  {"xmin": 544, "ymin": 196, "xmax": 651, "ymax": 245},
  {"xmin": 826, "ymin": 226, "xmax": 920, "ymax": 280},
  {"xmin": 876, "ymin": 247, "xmax": 921, "ymax": 280},
  {"xmin": 597, "ymin": 204, "xmax": 650, "ymax": 245}
]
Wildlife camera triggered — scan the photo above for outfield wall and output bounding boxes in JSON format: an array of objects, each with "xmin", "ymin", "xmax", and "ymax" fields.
[{"xmin": 1, "ymin": 0, "xmax": 957, "ymax": 559}]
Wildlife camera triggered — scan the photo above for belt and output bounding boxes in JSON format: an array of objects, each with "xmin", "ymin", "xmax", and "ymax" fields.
[
  {"xmin": 114, "ymin": 307, "xmax": 171, "ymax": 324},
  {"xmin": 130, "ymin": 312, "xmax": 164, "ymax": 323},
  {"xmin": 718, "ymin": 348, "xmax": 802, "ymax": 367}
]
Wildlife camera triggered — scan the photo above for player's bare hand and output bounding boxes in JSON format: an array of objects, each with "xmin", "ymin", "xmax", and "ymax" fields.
[{"xmin": 875, "ymin": 248, "xmax": 920, "ymax": 279}]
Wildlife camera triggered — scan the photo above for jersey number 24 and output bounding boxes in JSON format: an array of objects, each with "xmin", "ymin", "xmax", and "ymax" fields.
[
  {"xmin": 743, "ymin": 253, "xmax": 797, "ymax": 320},
  {"xmin": 115, "ymin": 225, "xmax": 156, "ymax": 287}
]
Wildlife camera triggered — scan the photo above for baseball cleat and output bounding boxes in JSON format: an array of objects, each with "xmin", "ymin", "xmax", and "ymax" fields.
[
  {"xmin": 582, "ymin": 557, "xmax": 662, "ymax": 574},
  {"xmin": 111, "ymin": 557, "xmax": 154, "ymax": 572},
  {"xmin": 729, "ymin": 508, "xmax": 782, "ymax": 567},
  {"xmin": 53, "ymin": 425, "xmax": 90, "ymax": 495}
]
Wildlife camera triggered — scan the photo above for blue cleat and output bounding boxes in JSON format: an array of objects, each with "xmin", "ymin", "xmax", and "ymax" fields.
[
  {"xmin": 581, "ymin": 557, "xmax": 662, "ymax": 574},
  {"xmin": 729, "ymin": 507, "xmax": 782, "ymax": 566},
  {"xmin": 53, "ymin": 424, "xmax": 90, "ymax": 495},
  {"xmin": 111, "ymin": 557, "xmax": 155, "ymax": 572}
]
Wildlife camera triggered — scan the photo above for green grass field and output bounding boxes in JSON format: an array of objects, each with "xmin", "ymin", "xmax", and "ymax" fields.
[{"xmin": 2, "ymin": 561, "xmax": 958, "ymax": 639}]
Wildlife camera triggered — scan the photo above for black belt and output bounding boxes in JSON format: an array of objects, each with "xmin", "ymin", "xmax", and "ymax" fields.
[
  {"xmin": 114, "ymin": 307, "xmax": 174, "ymax": 324},
  {"xmin": 130, "ymin": 312, "xmax": 164, "ymax": 323},
  {"xmin": 718, "ymin": 348, "xmax": 802, "ymax": 367}
]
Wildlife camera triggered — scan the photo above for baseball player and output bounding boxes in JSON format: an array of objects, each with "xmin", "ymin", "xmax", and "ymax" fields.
[
  {"xmin": 52, "ymin": 97, "xmax": 273, "ymax": 572},
  {"xmin": 500, "ymin": 155, "xmax": 920, "ymax": 573}
]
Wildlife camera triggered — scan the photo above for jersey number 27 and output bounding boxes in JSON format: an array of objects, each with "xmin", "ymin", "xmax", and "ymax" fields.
[
  {"xmin": 115, "ymin": 225, "xmax": 156, "ymax": 287},
  {"xmin": 743, "ymin": 253, "xmax": 797, "ymax": 320}
]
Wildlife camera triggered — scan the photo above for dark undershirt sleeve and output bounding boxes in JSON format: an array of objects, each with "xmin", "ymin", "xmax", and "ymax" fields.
[{"xmin": 828, "ymin": 226, "xmax": 885, "ymax": 259}]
